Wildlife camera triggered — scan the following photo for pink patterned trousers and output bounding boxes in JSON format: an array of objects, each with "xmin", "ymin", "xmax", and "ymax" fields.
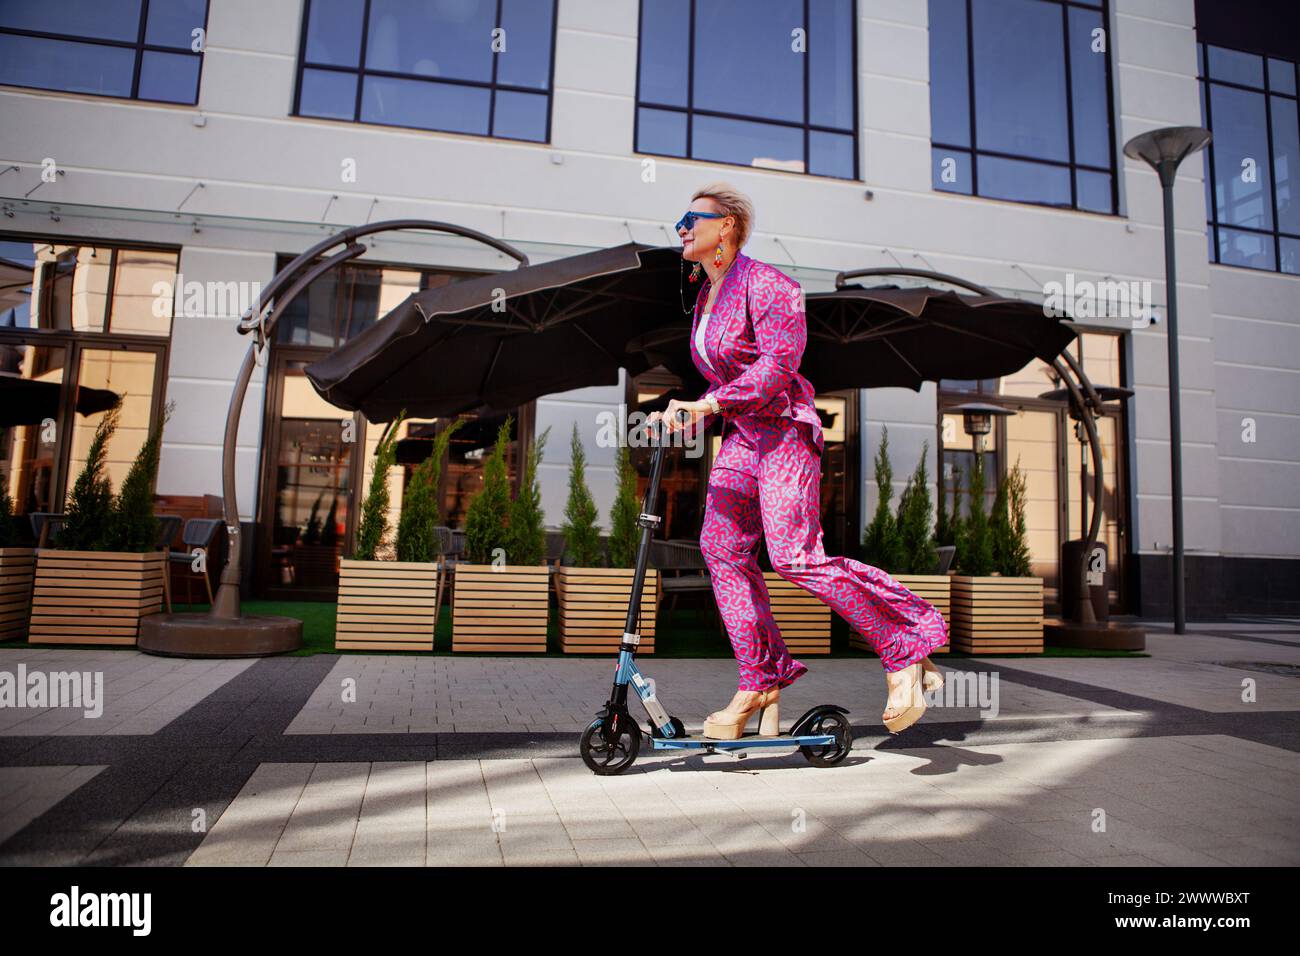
[{"xmin": 699, "ymin": 417, "xmax": 950, "ymax": 691}]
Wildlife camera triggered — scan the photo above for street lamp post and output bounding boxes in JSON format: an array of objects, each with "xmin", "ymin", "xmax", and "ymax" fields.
[{"xmin": 1122, "ymin": 126, "xmax": 1211, "ymax": 635}]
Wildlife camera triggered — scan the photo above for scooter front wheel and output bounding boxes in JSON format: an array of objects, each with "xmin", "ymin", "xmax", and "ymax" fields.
[
  {"xmin": 799, "ymin": 709, "xmax": 853, "ymax": 767},
  {"xmin": 580, "ymin": 713, "xmax": 641, "ymax": 775}
]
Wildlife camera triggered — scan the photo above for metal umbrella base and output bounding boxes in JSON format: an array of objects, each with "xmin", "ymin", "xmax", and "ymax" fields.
[
  {"xmin": 137, "ymin": 612, "xmax": 303, "ymax": 658},
  {"xmin": 1043, "ymin": 619, "xmax": 1146, "ymax": 651}
]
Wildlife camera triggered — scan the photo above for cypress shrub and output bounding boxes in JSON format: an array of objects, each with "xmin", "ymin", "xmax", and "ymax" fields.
[
  {"xmin": 560, "ymin": 422, "xmax": 602, "ymax": 567},
  {"xmin": 57, "ymin": 402, "xmax": 121, "ymax": 551},
  {"xmin": 861, "ymin": 426, "xmax": 904, "ymax": 572},
  {"xmin": 896, "ymin": 441, "xmax": 938, "ymax": 575},
  {"xmin": 508, "ymin": 425, "xmax": 551, "ymax": 566},
  {"xmin": 396, "ymin": 417, "xmax": 464, "ymax": 562},
  {"xmin": 607, "ymin": 443, "xmax": 640, "ymax": 569},
  {"xmin": 102, "ymin": 400, "xmax": 174, "ymax": 552},
  {"xmin": 353, "ymin": 411, "xmax": 406, "ymax": 561},
  {"xmin": 957, "ymin": 453, "xmax": 995, "ymax": 575},
  {"xmin": 464, "ymin": 416, "xmax": 514, "ymax": 564}
]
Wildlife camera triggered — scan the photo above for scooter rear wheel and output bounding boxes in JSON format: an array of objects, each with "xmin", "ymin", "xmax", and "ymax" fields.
[
  {"xmin": 799, "ymin": 710, "xmax": 852, "ymax": 766},
  {"xmin": 580, "ymin": 713, "xmax": 641, "ymax": 775}
]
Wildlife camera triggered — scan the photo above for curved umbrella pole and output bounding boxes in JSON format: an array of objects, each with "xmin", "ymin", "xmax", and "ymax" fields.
[
  {"xmin": 1048, "ymin": 353, "xmax": 1107, "ymax": 625},
  {"xmin": 211, "ymin": 220, "xmax": 530, "ymax": 621}
]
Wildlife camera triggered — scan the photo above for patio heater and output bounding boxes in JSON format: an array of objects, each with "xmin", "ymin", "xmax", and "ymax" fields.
[{"xmin": 1122, "ymin": 126, "xmax": 1211, "ymax": 634}]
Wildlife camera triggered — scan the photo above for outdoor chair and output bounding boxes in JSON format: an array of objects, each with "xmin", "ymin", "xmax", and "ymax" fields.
[
  {"xmin": 165, "ymin": 517, "xmax": 223, "ymax": 611},
  {"xmin": 650, "ymin": 538, "xmax": 722, "ymax": 633},
  {"xmin": 934, "ymin": 545, "xmax": 956, "ymax": 574},
  {"xmin": 28, "ymin": 512, "xmax": 65, "ymax": 548}
]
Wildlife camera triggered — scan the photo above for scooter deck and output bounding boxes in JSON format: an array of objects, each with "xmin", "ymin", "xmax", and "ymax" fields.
[{"xmin": 649, "ymin": 732, "xmax": 837, "ymax": 750}]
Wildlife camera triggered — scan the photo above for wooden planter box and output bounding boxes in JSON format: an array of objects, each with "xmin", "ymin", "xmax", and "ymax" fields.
[
  {"xmin": 555, "ymin": 567, "xmax": 659, "ymax": 654},
  {"xmin": 451, "ymin": 563, "xmax": 550, "ymax": 653},
  {"xmin": 0, "ymin": 547, "xmax": 36, "ymax": 642},
  {"xmin": 950, "ymin": 574, "xmax": 1044, "ymax": 654},
  {"xmin": 30, "ymin": 549, "xmax": 165, "ymax": 646},
  {"xmin": 335, "ymin": 558, "xmax": 443, "ymax": 652},
  {"xmin": 849, "ymin": 573, "xmax": 951, "ymax": 655},
  {"xmin": 762, "ymin": 572, "xmax": 831, "ymax": 654}
]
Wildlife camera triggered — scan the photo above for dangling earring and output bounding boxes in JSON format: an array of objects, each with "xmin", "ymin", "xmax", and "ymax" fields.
[
  {"xmin": 689, "ymin": 261, "xmax": 702, "ymax": 282},
  {"xmin": 714, "ymin": 243, "xmax": 724, "ymax": 266}
]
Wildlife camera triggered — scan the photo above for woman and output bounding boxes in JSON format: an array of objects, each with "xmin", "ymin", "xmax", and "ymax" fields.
[{"xmin": 647, "ymin": 183, "xmax": 949, "ymax": 739}]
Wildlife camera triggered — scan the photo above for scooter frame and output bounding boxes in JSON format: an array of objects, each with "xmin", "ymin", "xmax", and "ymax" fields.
[{"xmin": 580, "ymin": 415, "xmax": 852, "ymax": 775}]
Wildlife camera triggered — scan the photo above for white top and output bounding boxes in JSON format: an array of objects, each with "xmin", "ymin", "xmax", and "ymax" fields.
[{"xmin": 694, "ymin": 311, "xmax": 715, "ymax": 372}]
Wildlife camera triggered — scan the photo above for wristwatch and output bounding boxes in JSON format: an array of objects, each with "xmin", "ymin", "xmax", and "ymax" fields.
[{"xmin": 703, "ymin": 393, "xmax": 722, "ymax": 415}]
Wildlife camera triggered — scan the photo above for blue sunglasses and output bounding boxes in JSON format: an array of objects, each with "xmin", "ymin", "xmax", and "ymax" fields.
[{"xmin": 675, "ymin": 210, "xmax": 729, "ymax": 232}]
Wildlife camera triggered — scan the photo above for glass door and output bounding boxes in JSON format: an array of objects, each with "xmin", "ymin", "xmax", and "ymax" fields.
[{"xmin": 258, "ymin": 350, "xmax": 360, "ymax": 598}]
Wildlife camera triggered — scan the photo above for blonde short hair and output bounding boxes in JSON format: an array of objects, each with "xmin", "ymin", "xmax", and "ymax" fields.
[{"xmin": 691, "ymin": 182, "xmax": 754, "ymax": 250}]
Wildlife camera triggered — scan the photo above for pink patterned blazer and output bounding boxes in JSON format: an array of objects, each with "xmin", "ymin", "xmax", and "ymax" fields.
[{"xmin": 690, "ymin": 250, "xmax": 825, "ymax": 455}]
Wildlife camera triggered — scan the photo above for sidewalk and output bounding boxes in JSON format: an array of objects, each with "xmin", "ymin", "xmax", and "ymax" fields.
[{"xmin": 1, "ymin": 617, "xmax": 1297, "ymax": 866}]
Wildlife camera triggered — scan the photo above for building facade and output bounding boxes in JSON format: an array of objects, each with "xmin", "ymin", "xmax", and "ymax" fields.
[{"xmin": 1, "ymin": 0, "xmax": 1296, "ymax": 618}]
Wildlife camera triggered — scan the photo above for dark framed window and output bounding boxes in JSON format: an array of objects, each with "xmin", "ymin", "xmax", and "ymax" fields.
[
  {"xmin": 1198, "ymin": 43, "xmax": 1300, "ymax": 275},
  {"xmin": 0, "ymin": 234, "xmax": 177, "ymax": 533},
  {"xmin": 0, "ymin": 0, "xmax": 210, "ymax": 104},
  {"xmin": 292, "ymin": 0, "xmax": 558, "ymax": 143},
  {"xmin": 634, "ymin": 0, "xmax": 859, "ymax": 180},
  {"xmin": 928, "ymin": 0, "xmax": 1117, "ymax": 213}
]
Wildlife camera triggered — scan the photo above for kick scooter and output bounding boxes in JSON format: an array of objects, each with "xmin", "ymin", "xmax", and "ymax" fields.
[{"xmin": 579, "ymin": 414, "xmax": 852, "ymax": 776}]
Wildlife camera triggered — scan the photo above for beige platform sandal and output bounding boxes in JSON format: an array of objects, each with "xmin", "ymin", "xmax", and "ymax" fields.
[
  {"xmin": 702, "ymin": 687, "xmax": 781, "ymax": 740},
  {"xmin": 882, "ymin": 661, "xmax": 927, "ymax": 734}
]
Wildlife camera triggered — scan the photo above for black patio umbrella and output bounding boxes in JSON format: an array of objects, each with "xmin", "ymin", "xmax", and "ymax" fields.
[
  {"xmin": 627, "ymin": 282, "xmax": 1079, "ymax": 393},
  {"xmin": 0, "ymin": 375, "xmax": 122, "ymax": 427},
  {"xmin": 306, "ymin": 243, "xmax": 697, "ymax": 422},
  {"xmin": 306, "ymin": 243, "xmax": 1079, "ymax": 421}
]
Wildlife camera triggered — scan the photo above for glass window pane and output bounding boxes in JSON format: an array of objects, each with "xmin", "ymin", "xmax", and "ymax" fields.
[
  {"xmin": 0, "ymin": 34, "xmax": 135, "ymax": 97},
  {"xmin": 972, "ymin": 0, "xmax": 1069, "ymax": 162},
  {"xmin": 145, "ymin": 0, "xmax": 207, "ymax": 49},
  {"xmin": 933, "ymin": 147, "xmax": 972, "ymax": 194},
  {"xmin": 492, "ymin": 89, "xmax": 547, "ymax": 141},
  {"xmin": 809, "ymin": 0, "xmax": 854, "ymax": 130},
  {"xmin": 0, "ymin": 240, "xmax": 37, "ymax": 330},
  {"xmin": 38, "ymin": 246, "xmax": 113, "ymax": 332},
  {"xmin": 69, "ymin": 349, "xmax": 158, "ymax": 495},
  {"xmin": 637, "ymin": 0, "xmax": 689, "ymax": 107},
  {"xmin": 298, "ymin": 68, "xmax": 357, "ymax": 120},
  {"xmin": 279, "ymin": 268, "xmax": 339, "ymax": 347},
  {"xmin": 365, "ymin": 0, "xmax": 495, "ymax": 81},
  {"xmin": 637, "ymin": 106, "xmax": 687, "ymax": 155},
  {"xmin": 1268, "ymin": 57, "xmax": 1297, "ymax": 95},
  {"xmin": 1076, "ymin": 169, "xmax": 1112, "ymax": 213},
  {"xmin": 304, "ymin": 0, "xmax": 365, "ymax": 67},
  {"xmin": 360, "ymin": 75, "xmax": 490, "ymax": 134},
  {"xmin": 694, "ymin": 0, "xmax": 803, "ymax": 124},
  {"xmin": 137, "ymin": 50, "xmax": 201, "ymax": 104},
  {"xmin": 977, "ymin": 154, "xmax": 1071, "ymax": 206},
  {"xmin": 1281, "ymin": 237, "xmax": 1300, "ymax": 275},
  {"xmin": 1207, "ymin": 45, "xmax": 1263, "ymax": 88},
  {"xmin": 1, "ymin": 342, "xmax": 68, "ymax": 520},
  {"xmin": 108, "ymin": 249, "xmax": 178, "ymax": 336},
  {"xmin": 1069, "ymin": 6, "xmax": 1111, "ymax": 169},
  {"xmin": 497, "ymin": 0, "xmax": 554, "ymax": 91},
  {"xmin": 928, "ymin": 0, "xmax": 970, "ymax": 147},
  {"xmin": 810, "ymin": 130, "xmax": 853, "ymax": 179},
  {"xmin": 692, "ymin": 113, "xmax": 804, "ymax": 172},
  {"xmin": 1210, "ymin": 84, "xmax": 1273, "ymax": 230},
  {"xmin": 0, "ymin": 0, "xmax": 142, "ymax": 42},
  {"xmin": 1217, "ymin": 227, "xmax": 1276, "ymax": 270},
  {"xmin": 1270, "ymin": 94, "xmax": 1300, "ymax": 235}
]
